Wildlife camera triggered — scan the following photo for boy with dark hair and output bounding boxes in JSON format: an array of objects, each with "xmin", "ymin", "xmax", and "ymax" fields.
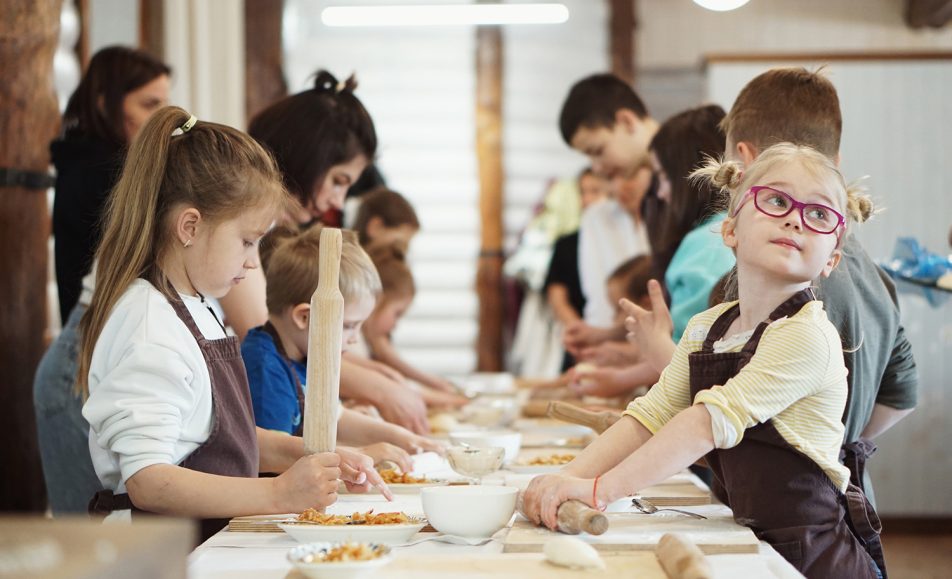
[{"xmin": 557, "ymin": 74, "xmax": 658, "ymax": 355}]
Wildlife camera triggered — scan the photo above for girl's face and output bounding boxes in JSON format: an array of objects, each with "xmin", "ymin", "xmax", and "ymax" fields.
[
  {"xmin": 122, "ymin": 74, "xmax": 170, "ymax": 142},
  {"xmin": 724, "ymin": 164, "xmax": 842, "ymax": 284},
  {"xmin": 185, "ymin": 204, "xmax": 274, "ymax": 299},
  {"xmin": 367, "ymin": 294, "xmax": 413, "ymax": 338},
  {"xmin": 649, "ymin": 151, "xmax": 672, "ymax": 203},
  {"xmin": 305, "ymin": 154, "xmax": 368, "ymax": 221},
  {"xmin": 342, "ymin": 294, "xmax": 376, "ymax": 350},
  {"xmin": 578, "ymin": 172, "xmax": 609, "ymax": 209}
]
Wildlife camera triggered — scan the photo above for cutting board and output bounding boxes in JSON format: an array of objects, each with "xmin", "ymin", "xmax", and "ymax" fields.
[{"xmin": 503, "ymin": 511, "xmax": 760, "ymax": 554}]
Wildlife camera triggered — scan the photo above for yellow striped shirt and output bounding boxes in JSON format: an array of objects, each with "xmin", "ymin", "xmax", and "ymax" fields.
[{"xmin": 625, "ymin": 300, "xmax": 851, "ymax": 491}]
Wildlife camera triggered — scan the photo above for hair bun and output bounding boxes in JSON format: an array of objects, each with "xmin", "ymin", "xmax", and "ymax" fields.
[
  {"xmin": 845, "ymin": 182, "xmax": 876, "ymax": 223},
  {"xmin": 313, "ymin": 70, "xmax": 339, "ymax": 93},
  {"xmin": 713, "ymin": 162, "xmax": 743, "ymax": 189},
  {"xmin": 313, "ymin": 70, "xmax": 358, "ymax": 95}
]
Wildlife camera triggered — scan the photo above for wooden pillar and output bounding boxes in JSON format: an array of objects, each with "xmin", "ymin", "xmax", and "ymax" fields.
[
  {"xmin": 75, "ymin": 0, "xmax": 90, "ymax": 68},
  {"xmin": 475, "ymin": 25, "xmax": 504, "ymax": 372},
  {"xmin": 0, "ymin": 0, "xmax": 62, "ymax": 512},
  {"xmin": 610, "ymin": 0, "xmax": 636, "ymax": 85},
  {"xmin": 245, "ymin": 0, "xmax": 288, "ymax": 123},
  {"xmin": 139, "ymin": 0, "xmax": 165, "ymax": 58}
]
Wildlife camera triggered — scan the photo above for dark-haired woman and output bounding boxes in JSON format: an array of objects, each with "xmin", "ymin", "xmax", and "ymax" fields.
[
  {"xmin": 35, "ymin": 46, "xmax": 170, "ymax": 514},
  {"xmin": 222, "ymin": 71, "xmax": 431, "ymax": 435}
]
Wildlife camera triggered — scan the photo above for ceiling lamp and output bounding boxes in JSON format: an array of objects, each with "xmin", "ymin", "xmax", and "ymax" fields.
[
  {"xmin": 321, "ymin": 3, "xmax": 570, "ymax": 27},
  {"xmin": 692, "ymin": 0, "xmax": 751, "ymax": 12}
]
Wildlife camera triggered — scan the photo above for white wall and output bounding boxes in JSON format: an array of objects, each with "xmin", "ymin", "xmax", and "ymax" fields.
[{"xmin": 283, "ymin": 0, "xmax": 607, "ymax": 374}]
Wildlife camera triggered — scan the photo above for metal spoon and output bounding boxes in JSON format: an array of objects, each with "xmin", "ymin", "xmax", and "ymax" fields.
[{"xmin": 630, "ymin": 497, "xmax": 707, "ymax": 520}]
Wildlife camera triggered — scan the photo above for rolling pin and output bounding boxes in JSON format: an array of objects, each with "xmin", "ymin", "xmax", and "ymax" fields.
[
  {"xmin": 557, "ymin": 499, "xmax": 609, "ymax": 535},
  {"xmin": 302, "ymin": 228, "xmax": 344, "ymax": 454},
  {"xmin": 655, "ymin": 532, "xmax": 714, "ymax": 579},
  {"xmin": 517, "ymin": 493, "xmax": 609, "ymax": 536},
  {"xmin": 547, "ymin": 401, "xmax": 621, "ymax": 434}
]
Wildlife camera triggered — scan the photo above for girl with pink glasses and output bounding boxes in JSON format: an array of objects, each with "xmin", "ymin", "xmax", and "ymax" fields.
[{"xmin": 522, "ymin": 143, "xmax": 886, "ymax": 579}]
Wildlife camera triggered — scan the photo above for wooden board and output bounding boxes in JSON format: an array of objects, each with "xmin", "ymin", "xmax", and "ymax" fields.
[
  {"xmin": 228, "ymin": 515, "xmax": 437, "ymax": 534},
  {"xmin": 287, "ymin": 553, "xmax": 670, "ymax": 579},
  {"xmin": 503, "ymin": 512, "xmax": 760, "ymax": 555}
]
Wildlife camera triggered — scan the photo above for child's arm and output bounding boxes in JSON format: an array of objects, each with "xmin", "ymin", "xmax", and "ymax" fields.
[
  {"xmin": 342, "ymin": 350, "xmax": 406, "ymax": 384},
  {"xmin": 363, "ymin": 330, "xmax": 459, "ymax": 395},
  {"xmin": 547, "ymin": 283, "xmax": 582, "ymax": 326},
  {"xmin": 337, "ymin": 407, "xmax": 445, "ymax": 455},
  {"xmin": 125, "ymin": 453, "xmax": 341, "ymax": 518},
  {"xmin": 532, "ymin": 405, "xmax": 715, "ymax": 531},
  {"xmin": 340, "ymin": 357, "xmax": 430, "ymax": 434}
]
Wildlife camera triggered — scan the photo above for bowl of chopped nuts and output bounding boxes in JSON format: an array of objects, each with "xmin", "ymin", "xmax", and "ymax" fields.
[
  {"xmin": 287, "ymin": 542, "xmax": 393, "ymax": 579},
  {"xmin": 278, "ymin": 510, "xmax": 426, "ymax": 545}
]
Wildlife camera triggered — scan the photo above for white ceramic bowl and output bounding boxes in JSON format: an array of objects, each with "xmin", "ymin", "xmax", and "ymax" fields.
[
  {"xmin": 278, "ymin": 518, "xmax": 426, "ymax": 546},
  {"xmin": 421, "ymin": 485, "xmax": 518, "ymax": 538},
  {"xmin": 287, "ymin": 542, "xmax": 393, "ymax": 579},
  {"xmin": 449, "ymin": 430, "xmax": 522, "ymax": 463}
]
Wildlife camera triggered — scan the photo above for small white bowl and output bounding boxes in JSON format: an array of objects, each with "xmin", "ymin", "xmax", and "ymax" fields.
[
  {"xmin": 287, "ymin": 542, "xmax": 392, "ymax": 579},
  {"xmin": 449, "ymin": 430, "xmax": 522, "ymax": 463},
  {"xmin": 278, "ymin": 518, "xmax": 426, "ymax": 546},
  {"xmin": 421, "ymin": 485, "xmax": 518, "ymax": 538}
]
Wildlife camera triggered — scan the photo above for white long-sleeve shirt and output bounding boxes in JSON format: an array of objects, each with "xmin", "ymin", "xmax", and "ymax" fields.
[
  {"xmin": 577, "ymin": 198, "xmax": 649, "ymax": 327},
  {"xmin": 83, "ymin": 279, "xmax": 229, "ymax": 494}
]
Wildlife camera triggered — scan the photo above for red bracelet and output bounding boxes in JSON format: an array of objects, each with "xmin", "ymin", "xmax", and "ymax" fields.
[{"xmin": 592, "ymin": 475, "xmax": 605, "ymax": 512}]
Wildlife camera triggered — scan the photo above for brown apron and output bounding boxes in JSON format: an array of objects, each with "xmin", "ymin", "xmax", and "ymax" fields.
[
  {"xmin": 690, "ymin": 289, "xmax": 886, "ymax": 579},
  {"xmin": 90, "ymin": 296, "xmax": 260, "ymax": 543},
  {"xmin": 261, "ymin": 321, "xmax": 307, "ymax": 437}
]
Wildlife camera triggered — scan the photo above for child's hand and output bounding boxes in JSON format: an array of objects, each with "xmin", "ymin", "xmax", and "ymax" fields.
[
  {"xmin": 377, "ymin": 384, "xmax": 430, "ymax": 435},
  {"xmin": 273, "ymin": 452, "xmax": 341, "ymax": 513},
  {"xmin": 420, "ymin": 387, "xmax": 470, "ymax": 410},
  {"xmin": 569, "ymin": 366, "xmax": 623, "ymax": 398},
  {"xmin": 359, "ymin": 442, "xmax": 413, "ymax": 474},
  {"xmin": 620, "ymin": 280, "xmax": 676, "ymax": 373},
  {"xmin": 398, "ymin": 432, "xmax": 447, "ymax": 457},
  {"xmin": 428, "ymin": 376, "xmax": 462, "ymax": 394},
  {"xmin": 579, "ymin": 341, "xmax": 640, "ymax": 367},
  {"xmin": 335, "ymin": 446, "xmax": 393, "ymax": 501}
]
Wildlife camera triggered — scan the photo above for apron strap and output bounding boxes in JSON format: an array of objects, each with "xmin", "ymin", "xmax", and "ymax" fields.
[
  {"xmin": 88, "ymin": 489, "xmax": 135, "ymax": 518},
  {"xmin": 841, "ymin": 438, "xmax": 878, "ymax": 491}
]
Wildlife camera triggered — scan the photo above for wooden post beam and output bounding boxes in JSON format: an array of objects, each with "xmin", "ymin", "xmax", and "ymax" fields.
[
  {"xmin": 475, "ymin": 24, "xmax": 504, "ymax": 372},
  {"xmin": 244, "ymin": 0, "xmax": 288, "ymax": 124},
  {"xmin": 610, "ymin": 0, "xmax": 636, "ymax": 85},
  {"xmin": 0, "ymin": 0, "xmax": 62, "ymax": 512}
]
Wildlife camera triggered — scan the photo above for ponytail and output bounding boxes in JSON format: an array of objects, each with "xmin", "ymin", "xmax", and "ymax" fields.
[
  {"xmin": 77, "ymin": 106, "xmax": 287, "ymax": 396},
  {"xmin": 366, "ymin": 241, "xmax": 415, "ymax": 300}
]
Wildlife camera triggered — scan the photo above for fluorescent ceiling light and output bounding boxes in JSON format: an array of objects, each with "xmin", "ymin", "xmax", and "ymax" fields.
[
  {"xmin": 692, "ymin": 0, "xmax": 750, "ymax": 11},
  {"xmin": 321, "ymin": 3, "xmax": 570, "ymax": 27}
]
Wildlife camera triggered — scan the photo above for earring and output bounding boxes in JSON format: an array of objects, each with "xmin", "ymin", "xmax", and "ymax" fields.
[{"xmin": 184, "ymin": 239, "xmax": 192, "ymax": 248}]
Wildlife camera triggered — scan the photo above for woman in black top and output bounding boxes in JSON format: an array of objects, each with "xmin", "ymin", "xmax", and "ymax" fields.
[{"xmin": 52, "ymin": 46, "xmax": 170, "ymax": 323}]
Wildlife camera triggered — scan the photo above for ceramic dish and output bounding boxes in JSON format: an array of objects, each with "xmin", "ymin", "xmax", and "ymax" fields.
[
  {"xmin": 278, "ymin": 517, "xmax": 426, "ymax": 546},
  {"xmin": 287, "ymin": 542, "xmax": 393, "ymax": 579}
]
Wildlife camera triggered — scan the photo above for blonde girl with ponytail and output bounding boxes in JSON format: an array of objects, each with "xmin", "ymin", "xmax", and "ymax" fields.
[
  {"xmin": 80, "ymin": 107, "xmax": 386, "ymax": 542},
  {"xmin": 523, "ymin": 143, "xmax": 885, "ymax": 579}
]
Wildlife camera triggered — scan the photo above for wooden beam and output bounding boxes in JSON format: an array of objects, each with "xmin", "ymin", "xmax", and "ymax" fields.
[
  {"xmin": 75, "ymin": 0, "xmax": 89, "ymax": 69},
  {"xmin": 245, "ymin": 0, "xmax": 287, "ymax": 123},
  {"xmin": 0, "ymin": 0, "xmax": 62, "ymax": 512},
  {"xmin": 139, "ymin": 0, "xmax": 164, "ymax": 59},
  {"xmin": 905, "ymin": 0, "xmax": 952, "ymax": 28},
  {"xmin": 610, "ymin": 0, "xmax": 636, "ymax": 85},
  {"xmin": 475, "ymin": 24, "xmax": 504, "ymax": 372}
]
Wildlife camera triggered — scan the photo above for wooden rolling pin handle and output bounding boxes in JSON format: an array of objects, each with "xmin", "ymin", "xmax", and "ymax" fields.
[
  {"xmin": 557, "ymin": 499, "xmax": 609, "ymax": 536},
  {"xmin": 547, "ymin": 401, "xmax": 621, "ymax": 434},
  {"xmin": 655, "ymin": 532, "xmax": 714, "ymax": 579}
]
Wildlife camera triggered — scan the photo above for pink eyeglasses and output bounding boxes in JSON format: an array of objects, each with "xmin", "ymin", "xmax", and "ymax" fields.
[{"xmin": 733, "ymin": 186, "xmax": 845, "ymax": 235}]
